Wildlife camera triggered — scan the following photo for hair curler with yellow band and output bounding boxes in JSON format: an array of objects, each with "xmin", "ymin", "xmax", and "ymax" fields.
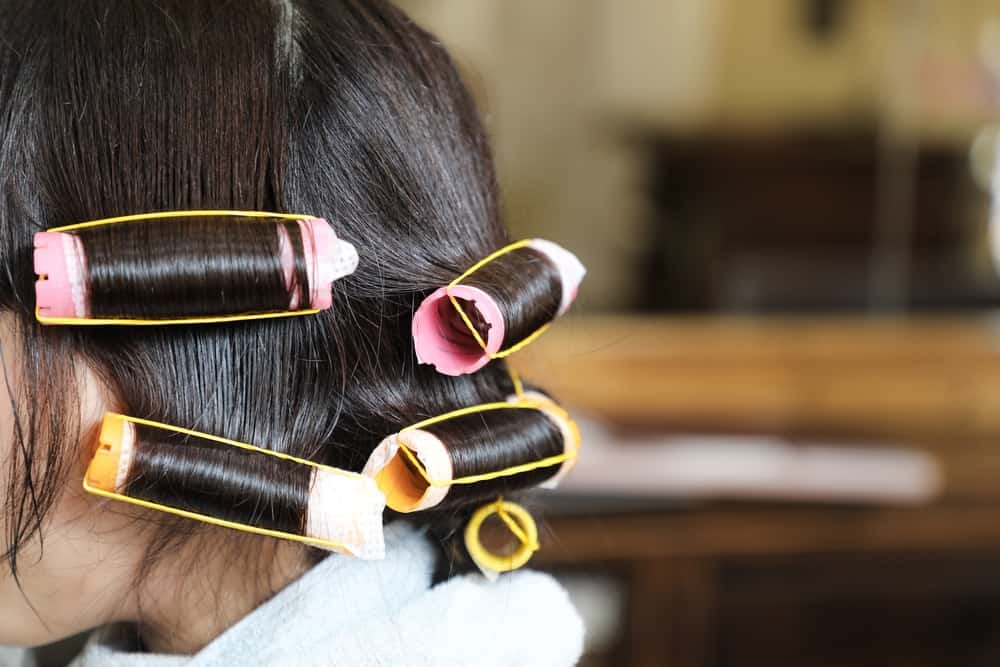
[
  {"xmin": 34, "ymin": 210, "xmax": 358, "ymax": 325},
  {"xmin": 361, "ymin": 396, "xmax": 581, "ymax": 513},
  {"xmin": 84, "ymin": 412, "xmax": 386, "ymax": 558},
  {"xmin": 411, "ymin": 238, "xmax": 585, "ymax": 375}
]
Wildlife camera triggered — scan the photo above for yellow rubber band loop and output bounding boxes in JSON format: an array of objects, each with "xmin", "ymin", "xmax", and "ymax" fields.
[
  {"xmin": 446, "ymin": 239, "xmax": 553, "ymax": 359},
  {"xmin": 38, "ymin": 210, "xmax": 321, "ymax": 325},
  {"xmin": 464, "ymin": 499, "xmax": 539, "ymax": 573},
  {"xmin": 496, "ymin": 503, "xmax": 534, "ymax": 546}
]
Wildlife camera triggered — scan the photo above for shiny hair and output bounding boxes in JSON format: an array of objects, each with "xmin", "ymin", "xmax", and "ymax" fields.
[
  {"xmin": 0, "ymin": 0, "xmax": 566, "ymax": 592},
  {"xmin": 77, "ymin": 217, "xmax": 315, "ymax": 318},
  {"xmin": 449, "ymin": 247, "xmax": 563, "ymax": 349}
]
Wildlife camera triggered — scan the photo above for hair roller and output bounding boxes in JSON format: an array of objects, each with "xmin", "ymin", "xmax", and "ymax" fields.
[
  {"xmin": 33, "ymin": 212, "xmax": 358, "ymax": 324},
  {"xmin": 412, "ymin": 239, "xmax": 585, "ymax": 375},
  {"xmin": 508, "ymin": 391, "xmax": 579, "ymax": 490},
  {"xmin": 361, "ymin": 397, "xmax": 580, "ymax": 513},
  {"xmin": 85, "ymin": 413, "xmax": 385, "ymax": 559}
]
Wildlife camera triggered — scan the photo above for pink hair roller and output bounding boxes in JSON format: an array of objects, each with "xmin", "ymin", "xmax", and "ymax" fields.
[
  {"xmin": 412, "ymin": 239, "xmax": 585, "ymax": 376},
  {"xmin": 34, "ymin": 217, "xmax": 358, "ymax": 320}
]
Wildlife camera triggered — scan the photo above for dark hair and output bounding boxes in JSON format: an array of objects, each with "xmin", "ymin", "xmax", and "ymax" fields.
[
  {"xmin": 422, "ymin": 407, "xmax": 565, "ymax": 507},
  {"xmin": 79, "ymin": 217, "xmax": 315, "ymax": 318},
  {"xmin": 127, "ymin": 423, "xmax": 313, "ymax": 536},
  {"xmin": 0, "ymin": 0, "xmax": 565, "ymax": 599},
  {"xmin": 448, "ymin": 247, "xmax": 563, "ymax": 348}
]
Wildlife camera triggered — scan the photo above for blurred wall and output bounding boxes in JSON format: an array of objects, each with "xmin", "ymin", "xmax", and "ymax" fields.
[{"xmin": 398, "ymin": 0, "xmax": 1000, "ymax": 309}]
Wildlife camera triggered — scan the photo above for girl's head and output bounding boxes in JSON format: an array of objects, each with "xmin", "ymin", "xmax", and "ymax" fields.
[{"xmin": 0, "ymin": 0, "xmax": 572, "ymax": 650}]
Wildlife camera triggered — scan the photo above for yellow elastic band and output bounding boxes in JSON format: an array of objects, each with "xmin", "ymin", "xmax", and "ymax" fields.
[
  {"xmin": 496, "ymin": 502, "xmax": 536, "ymax": 547},
  {"xmin": 47, "ymin": 209, "xmax": 311, "ymax": 233},
  {"xmin": 38, "ymin": 210, "xmax": 321, "ymax": 325},
  {"xmin": 35, "ymin": 305, "xmax": 320, "ymax": 326},
  {"xmin": 446, "ymin": 239, "xmax": 552, "ymax": 359},
  {"xmin": 463, "ymin": 498, "xmax": 539, "ymax": 573},
  {"xmin": 508, "ymin": 367, "xmax": 526, "ymax": 399},
  {"xmin": 110, "ymin": 413, "xmax": 359, "ymax": 476},
  {"xmin": 82, "ymin": 413, "xmax": 364, "ymax": 552},
  {"xmin": 83, "ymin": 481, "xmax": 350, "ymax": 552},
  {"xmin": 450, "ymin": 240, "xmax": 533, "ymax": 287},
  {"xmin": 397, "ymin": 398, "xmax": 581, "ymax": 486}
]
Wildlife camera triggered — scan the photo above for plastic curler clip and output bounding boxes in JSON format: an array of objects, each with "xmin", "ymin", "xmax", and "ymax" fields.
[
  {"xmin": 34, "ymin": 210, "xmax": 359, "ymax": 325},
  {"xmin": 412, "ymin": 239, "xmax": 585, "ymax": 375},
  {"xmin": 464, "ymin": 498, "xmax": 540, "ymax": 580},
  {"xmin": 84, "ymin": 412, "xmax": 385, "ymax": 559}
]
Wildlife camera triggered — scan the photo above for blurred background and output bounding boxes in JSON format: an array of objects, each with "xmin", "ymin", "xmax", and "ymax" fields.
[{"xmin": 398, "ymin": 1, "xmax": 1000, "ymax": 665}]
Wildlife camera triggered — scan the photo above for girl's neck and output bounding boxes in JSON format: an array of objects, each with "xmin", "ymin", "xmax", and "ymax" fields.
[{"xmin": 136, "ymin": 539, "xmax": 309, "ymax": 654}]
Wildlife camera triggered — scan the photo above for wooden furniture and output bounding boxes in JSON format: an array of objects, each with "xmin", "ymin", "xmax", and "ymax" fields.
[
  {"xmin": 514, "ymin": 316, "xmax": 1000, "ymax": 439},
  {"xmin": 634, "ymin": 132, "xmax": 992, "ymax": 312},
  {"xmin": 514, "ymin": 317, "xmax": 1000, "ymax": 666}
]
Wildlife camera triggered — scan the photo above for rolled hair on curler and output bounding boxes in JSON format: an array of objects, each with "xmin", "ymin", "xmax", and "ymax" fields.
[
  {"xmin": 412, "ymin": 239, "xmax": 586, "ymax": 376},
  {"xmin": 362, "ymin": 395, "xmax": 580, "ymax": 513},
  {"xmin": 0, "ymin": 0, "xmax": 584, "ymax": 585},
  {"xmin": 511, "ymin": 390, "xmax": 580, "ymax": 490},
  {"xmin": 85, "ymin": 414, "xmax": 385, "ymax": 559},
  {"xmin": 33, "ymin": 213, "xmax": 358, "ymax": 323}
]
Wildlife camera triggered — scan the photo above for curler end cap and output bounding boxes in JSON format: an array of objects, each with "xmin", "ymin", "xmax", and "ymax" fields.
[
  {"xmin": 85, "ymin": 413, "xmax": 136, "ymax": 493},
  {"xmin": 528, "ymin": 239, "xmax": 586, "ymax": 315},
  {"xmin": 306, "ymin": 470, "xmax": 386, "ymax": 559},
  {"xmin": 34, "ymin": 232, "xmax": 87, "ymax": 320},
  {"xmin": 362, "ymin": 430, "xmax": 452, "ymax": 512},
  {"xmin": 412, "ymin": 285, "xmax": 505, "ymax": 376},
  {"xmin": 281, "ymin": 218, "xmax": 358, "ymax": 311},
  {"xmin": 300, "ymin": 218, "xmax": 359, "ymax": 311}
]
